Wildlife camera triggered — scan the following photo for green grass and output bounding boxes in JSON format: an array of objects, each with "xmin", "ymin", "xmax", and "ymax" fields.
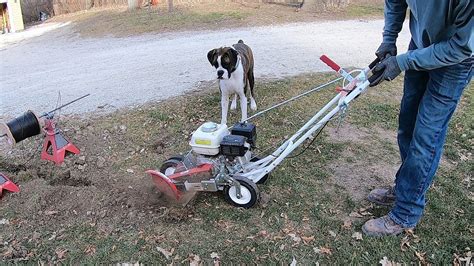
[
  {"xmin": 1, "ymin": 74, "xmax": 472, "ymax": 264},
  {"xmin": 345, "ymin": 3, "xmax": 385, "ymax": 18},
  {"xmin": 72, "ymin": 8, "xmax": 250, "ymax": 37},
  {"xmin": 128, "ymin": 10, "xmax": 248, "ymax": 26},
  {"xmin": 61, "ymin": 2, "xmax": 385, "ymax": 38}
]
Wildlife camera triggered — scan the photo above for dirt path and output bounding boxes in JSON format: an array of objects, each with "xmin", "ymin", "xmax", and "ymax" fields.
[{"xmin": 0, "ymin": 20, "xmax": 410, "ymax": 117}]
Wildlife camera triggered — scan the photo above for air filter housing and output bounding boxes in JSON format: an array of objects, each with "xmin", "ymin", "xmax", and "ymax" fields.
[{"xmin": 220, "ymin": 135, "xmax": 248, "ymax": 157}]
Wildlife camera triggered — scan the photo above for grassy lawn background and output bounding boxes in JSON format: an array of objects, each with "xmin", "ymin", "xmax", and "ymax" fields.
[
  {"xmin": 1, "ymin": 71, "xmax": 472, "ymax": 264},
  {"xmin": 50, "ymin": 1, "xmax": 384, "ymax": 37}
]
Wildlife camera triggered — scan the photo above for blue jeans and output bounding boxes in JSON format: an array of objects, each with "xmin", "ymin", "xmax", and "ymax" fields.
[{"xmin": 389, "ymin": 43, "xmax": 473, "ymax": 228}]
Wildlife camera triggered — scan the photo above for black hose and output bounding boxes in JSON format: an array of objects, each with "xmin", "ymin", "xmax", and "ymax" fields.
[
  {"xmin": 287, "ymin": 120, "xmax": 329, "ymax": 159},
  {"xmin": 4, "ymin": 111, "xmax": 41, "ymax": 143}
]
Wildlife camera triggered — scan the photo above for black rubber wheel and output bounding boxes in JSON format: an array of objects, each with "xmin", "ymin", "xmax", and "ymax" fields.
[
  {"xmin": 250, "ymin": 157, "xmax": 270, "ymax": 184},
  {"xmin": 223, "ymin": 176, "xmax": 259, "ymax": 208},
  {"xmin": 159, "ymin": 156, "xmax": 184, "ymax": 176}
]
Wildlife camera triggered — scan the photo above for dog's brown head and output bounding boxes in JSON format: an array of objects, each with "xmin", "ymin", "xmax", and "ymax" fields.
[{"xmin": 207, "ymin": 47, "xmax": 239, "ymax": 80}]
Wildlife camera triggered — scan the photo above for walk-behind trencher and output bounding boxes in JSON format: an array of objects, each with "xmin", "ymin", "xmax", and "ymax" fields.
[{"xmin": 147, "ymin": 55, "xmax": 379, "ymax": 208}]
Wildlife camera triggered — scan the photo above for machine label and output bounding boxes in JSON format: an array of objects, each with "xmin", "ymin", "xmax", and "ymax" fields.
[{"xmin": 195, "ymin": 139, "xmax": 211, "ymax": 145}]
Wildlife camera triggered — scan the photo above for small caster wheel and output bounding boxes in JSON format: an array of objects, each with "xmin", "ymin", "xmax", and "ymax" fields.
[
  {"xmin": 224, "ymin": 176, "xmax": 260, "ymax": 208},
  {"xmin": 250, "ymin": 157, "xmax": 270, "ymax": 184},
  {"xmin": 160, "ymin": 156, "xmax": 184, "ymax": 176}
]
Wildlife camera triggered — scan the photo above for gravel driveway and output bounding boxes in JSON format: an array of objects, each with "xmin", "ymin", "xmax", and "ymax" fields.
[{"xmin": 0, "ymin": 20, "xmax": 410, "ymax": 117}]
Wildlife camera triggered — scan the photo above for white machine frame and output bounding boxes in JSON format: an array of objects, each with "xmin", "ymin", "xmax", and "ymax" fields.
[
  {"xmin": 149, "ymin": 55, "xmax": 378, "ymax": 207},
  {"xmin": 238, "ymin": 56, "xmax": 372, "ymax": 183}
]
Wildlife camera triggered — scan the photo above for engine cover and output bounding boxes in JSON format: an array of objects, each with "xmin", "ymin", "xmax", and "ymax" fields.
[{"xmin": 190, "ymin": 122, "xmax": 229, "ymax": 155}]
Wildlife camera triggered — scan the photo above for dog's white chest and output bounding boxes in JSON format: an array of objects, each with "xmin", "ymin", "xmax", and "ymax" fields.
[{"xmin": 219, "ymin": 63, "xmax": 244, "ymax": 95}]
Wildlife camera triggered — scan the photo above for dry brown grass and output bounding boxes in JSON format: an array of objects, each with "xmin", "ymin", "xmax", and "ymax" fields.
[
  {"xmin": 1, "ymin": 71, "xmax": 471, "ymax": 264},
  {"xmin": 49, "ymin": 1, "xmax": 384, "ymax": 37}
]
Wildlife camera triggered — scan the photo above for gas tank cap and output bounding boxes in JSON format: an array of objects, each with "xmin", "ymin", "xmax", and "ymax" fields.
[{"xmin": 201, "ymin": 122, "xmax": 218, "ymax": 133}]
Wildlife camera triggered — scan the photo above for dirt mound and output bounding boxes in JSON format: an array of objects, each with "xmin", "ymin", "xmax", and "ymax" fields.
[
  {"xmin": 0, "ymin": 113, "xmax": 189, "ymax": 238},
  {"xmin": 325, "ymin": 123, "xmax": 400, "ymax": 201}
]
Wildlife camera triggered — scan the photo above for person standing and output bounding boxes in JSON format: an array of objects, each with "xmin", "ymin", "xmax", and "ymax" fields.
[{"xmin": 362, "ymin": 0, "xmax": 473, "ymax": 236}]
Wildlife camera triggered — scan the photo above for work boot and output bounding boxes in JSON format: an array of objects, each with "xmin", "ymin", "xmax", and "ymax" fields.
[
  {"xmin": 362, "ymin": 215, "xmax": 411, "ymax": 237},
  {"xmin": 367, "ymin": 186, "xmax": 395, "ymax": 206}
]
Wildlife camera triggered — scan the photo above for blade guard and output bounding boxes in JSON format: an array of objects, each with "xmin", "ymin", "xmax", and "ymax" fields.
[
  {"xmin": 147, "ymin": 163, "xmax": 214, "ymax": 202},
  {"xmin": 146, "ymin": 170, "xmax": 182, "ymax": 201},
  {"xmin": 0, "ymin": 173, "xmax": 20, "ymax": 197}
]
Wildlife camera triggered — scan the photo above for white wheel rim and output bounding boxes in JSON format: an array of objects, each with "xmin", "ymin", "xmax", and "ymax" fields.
[
  {"xmin": 164, "ymin": 167, "xmax": 176, "ymax": 176},
  {"xmin": 228, "ymin": 185, "xmax": 252, "ymax": 205}
]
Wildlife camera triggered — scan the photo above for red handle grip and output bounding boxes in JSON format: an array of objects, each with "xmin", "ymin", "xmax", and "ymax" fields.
[{"xmin": 320, "ymin": 55, "xmax": 341, "ymax": 72}]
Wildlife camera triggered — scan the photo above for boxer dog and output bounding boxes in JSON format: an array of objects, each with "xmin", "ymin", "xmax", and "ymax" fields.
[{"xmin": 207, "ymin": 40, "xmax": 256, "ymax": 125}]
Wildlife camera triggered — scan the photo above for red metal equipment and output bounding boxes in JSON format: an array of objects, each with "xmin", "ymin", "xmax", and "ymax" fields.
[
  {"xmin": 147, "ymin": 163, "xmax": 214, "ymax": 201},
  {"xmin": 40, "ymin": 118, "xmax": 80, "ymax": 165},
  {"xmin": 0, "ymin": 173, "xmax": 20, "ymax": 197}
]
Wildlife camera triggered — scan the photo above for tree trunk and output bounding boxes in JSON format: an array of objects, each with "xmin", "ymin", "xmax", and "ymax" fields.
[{"xmin": 168, "ymin": 0, "xmax": 173, "ymax": 12}]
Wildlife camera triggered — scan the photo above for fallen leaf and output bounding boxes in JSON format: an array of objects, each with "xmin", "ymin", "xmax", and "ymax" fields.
[
  {"xmin": 351, "ymin": 232, "xmax": 363, "ymax": 241},
  {"xmin": 120, "ymin": 262, "xmax": 141, "ymax": 266},
  {"xmin": 404, "ymin": 228, "xmax": 416, "ymax": 237},
  {"xmin": 301, "ymin": 235, "xmax": 315, "ymax": 244},
  {"xmin": 189, "ymin": 254, "xmax": 201, "ymax": 266},
  {"xmin": 2, "ymin": 247, "xmax": 13, "ymax": 258},
  {"xmin": 401, "ymin": 229, "xmax": 420, "ymax": 252},
  {"xmin": 400, "ymin": 236, "xmax": 411, "ymax": 252},
  {"xmin": 379, "ymin": 256, "xmax": 402, "ymax": 266},
  {"xmin": 290, "ymin": 257, "xmax": 297, "ymax": 266},
  {"xmin": 273, "ymin": 235, "xmax": 285, "ymax": 240},
  {"xmin": 84, "ymin": 245, "xmax": 96, "ymax": 255},
  {"xmin": 55, "ymin": 248, "xmax": 68, "ymax": 259},
  {"xmin": 453, "ymin": 250, "xmax": 472, "ymax": 266},
  {"xmin": 460, "ymin": 153, "xmax": 468, "ymax": 161},
  {"xmin": 319, "ymin": 247, "xmax": 332, "ymax": 255},
  {"xmin": 48, "ymin": 232, "xmax": 57, "ymax": 241},
  {"xmin": 288, "ymin": 233, "xmax": 301, "ymax": 244},
  {"xmin": 156, "ymin": 246, "xmax": 172, "ymax": 260},
  {"xmin": 342, "ymin": 220, "xmax": 352, "ymax": 229},
  {"xmin": 414, "ymin": 251, "xmax": 426, "ymax": 264},
  {"xmin": 349, "ymin": 212, "xmax": 363, "ymax": 218},
  {"xmin": 210, "ymin": 252, "xmax": 220, "ymax": 260}
]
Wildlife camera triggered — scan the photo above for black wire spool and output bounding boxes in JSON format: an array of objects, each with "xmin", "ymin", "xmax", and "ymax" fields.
[{"xmin": 1, "ymin": 111, "xmax": 41, "ymax": 144}]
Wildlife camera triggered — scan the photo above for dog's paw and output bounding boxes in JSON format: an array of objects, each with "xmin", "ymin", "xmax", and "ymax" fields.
[
  {"xmin": 250, "ymin": 98, "xmax": 257, "ymax": 111},
  {"xmin": 230, "ymin": 101, "xmax": 237, "ymax": 110}
]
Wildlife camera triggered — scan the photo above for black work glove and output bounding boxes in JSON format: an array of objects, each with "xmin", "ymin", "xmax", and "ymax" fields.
[
  {"xmin": 375, "ymin": 43, "xmax": 397, "ymax": 60},
  {"xmin": 368, "ymin": 56, "xmax": 401, "ymax": 87}
]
